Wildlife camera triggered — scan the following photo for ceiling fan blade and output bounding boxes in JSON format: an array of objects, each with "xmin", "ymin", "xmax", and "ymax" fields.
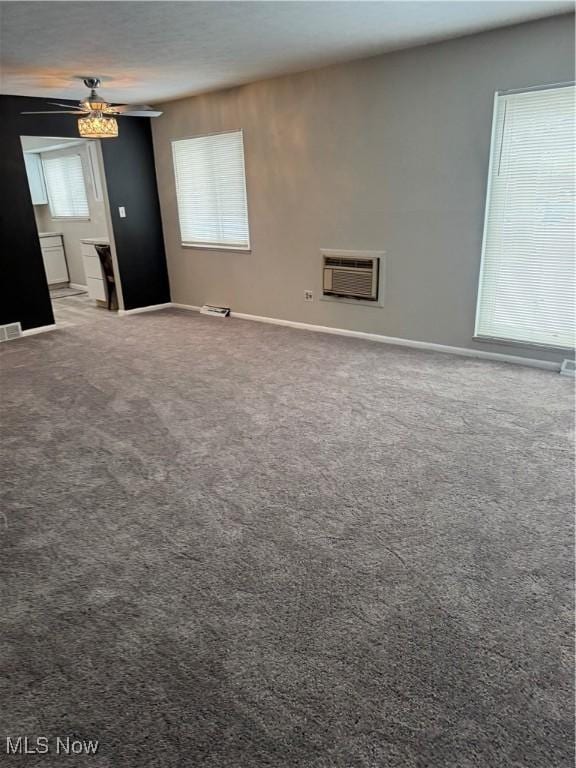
[
  {"xmin": 118, "ymin": 109, "xmax": 163, "ymax": 118},
  {"xmin": 111, "ymin": 103, "xmax": 146, "ymax": 112},
  {"xmin": 21, "ymin": 110, "xmax": 85, "ymax": 115},
  {"xmin": 112, "ymin": 104, "xmax": 163, "ymax": 117},
  {"xmin": 48, "ymin": 102, "xmax": 86, "ymax": 109}
]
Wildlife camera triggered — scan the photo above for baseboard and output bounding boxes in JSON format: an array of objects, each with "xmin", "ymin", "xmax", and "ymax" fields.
[
  {"xmin": 118, "ymin": 303, "xmax": 173, "ymax": 316},
  {"xmin": 69, "ymin": 283, "xmax": 87, "ymax": 291},
  {"xmin": 22, "ymin": 324, "xmax": 58, "ymax": 336},
  {"xmin": 231, "ymin": 311, "xmax": 560, "ymax": 371},
  {"xmin": 171, "ymin": 303, "xmax": 202, "ymax": 312},
  {"xmin": 155, "ymin": 303, "xmax": 561, "ymax": 371}
]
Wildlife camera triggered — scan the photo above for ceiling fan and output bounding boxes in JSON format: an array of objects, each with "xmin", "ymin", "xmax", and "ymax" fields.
[{"xmin": 21, "ymin": 77, "xmax": 163, "ymax": 138}]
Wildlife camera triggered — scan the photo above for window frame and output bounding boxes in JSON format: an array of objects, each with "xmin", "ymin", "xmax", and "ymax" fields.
[
  {"xmin": 170, "ymin": 129, "xmax": 251, "ymax": 252},
  {"xmin": 41, "ymin": 153, "xmax": 91, "ymax": 221},
  {"xmin": 474, "ymin": 84, "xmax": 575, "ymax": 351}
]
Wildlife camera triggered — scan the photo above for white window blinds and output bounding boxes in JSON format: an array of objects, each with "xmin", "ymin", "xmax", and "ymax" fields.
[
  {"xmin": 172, "ymin": 130, "xmax": 250, "ymax": 249},
  {"xmin": 42, "ymin": 154, "xmax": 90, "ymax": 219},
  {"xmin": 475, "ymin": 85, "xmax": 575, "ymax": 349}
]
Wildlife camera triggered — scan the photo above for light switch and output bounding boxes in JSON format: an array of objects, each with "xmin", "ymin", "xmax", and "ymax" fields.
[{"xmin": 118, "ymin": 206, "xmax": 126, "ymax": 218}]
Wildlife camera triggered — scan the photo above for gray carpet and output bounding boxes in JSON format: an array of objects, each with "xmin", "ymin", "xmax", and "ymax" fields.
[{"xmin": 0, "ymin": 309, "xmax": 573, "ymax": 768}]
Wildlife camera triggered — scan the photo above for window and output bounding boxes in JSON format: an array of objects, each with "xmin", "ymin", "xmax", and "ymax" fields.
[
  {"xmin": 172, "ymin": 130, "xmax": 250, "ymax": 250},
  {"xmin": 475, "ymin": 85, "xmax": 575, "ymax": 349},
  {"xmin": 42, "ymin": 154, "xmax": 90, "ymax": 219}
]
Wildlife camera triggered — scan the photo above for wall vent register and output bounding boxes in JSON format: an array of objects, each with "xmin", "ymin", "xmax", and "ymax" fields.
[
  {"xmin": 0, "ymin": 323, "xmax": 23, "ymax": 343},
  {"xmin": 323, "ymin": 253, "xmax": 379, "ymax": 301}
]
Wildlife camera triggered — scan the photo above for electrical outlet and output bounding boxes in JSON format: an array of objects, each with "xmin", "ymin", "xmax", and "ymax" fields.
[
  {"xmin": 118, "ymin": 206, "xmax": 126, "ymax": 218},
  {"xmin": 304, "ymin": 290, "xmax": 314, "ymax": 302}
]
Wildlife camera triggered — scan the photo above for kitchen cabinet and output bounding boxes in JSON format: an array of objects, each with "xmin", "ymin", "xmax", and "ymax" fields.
[
  {"xmin": 81, "ymin": 239, "xmax": 109, "ymax": 303},
  {"xmin": 39, "ymin": 234, "xmax": 68, "ymax": 285},
  {"xmin": 24, "ymin": 153, "xmax": 48, "ymax": 205}
]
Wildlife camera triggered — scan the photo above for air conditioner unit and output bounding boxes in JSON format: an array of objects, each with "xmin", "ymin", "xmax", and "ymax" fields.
[{"xmin": 322, "ymin": 253, "xmax": 379, "ymax": 301}]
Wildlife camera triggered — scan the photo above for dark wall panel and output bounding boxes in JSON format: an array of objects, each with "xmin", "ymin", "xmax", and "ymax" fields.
[
  {"xmin": 100, "ymin": 117, "xmax": 170, "ymax": 310},
  {"xmin": 0, "ymin": 95, "xmax": 169, "ymax": 330}
]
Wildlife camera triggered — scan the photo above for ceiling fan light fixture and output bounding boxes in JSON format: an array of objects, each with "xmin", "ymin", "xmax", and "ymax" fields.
[
  {"xmin": 78, "ymin": 114, "xmax": 118, "ymax": 139},
  {"xmin": 20, "ymin": 76, "xmax": 161, "ymax": 129},
  {"xmin": 86, "ymin": 101, "xmax": 109, "ymax": 112}
]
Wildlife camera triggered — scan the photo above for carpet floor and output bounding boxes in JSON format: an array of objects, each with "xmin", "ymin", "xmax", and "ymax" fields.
[{"xmin": 0, "ymin": 310, "xmax": 573, "ymax": 768}]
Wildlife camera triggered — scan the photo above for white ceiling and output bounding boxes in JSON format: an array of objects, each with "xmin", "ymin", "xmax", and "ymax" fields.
[{"xmin": 1, "ymin": 1, "xmax": 572, "ymax": 105}]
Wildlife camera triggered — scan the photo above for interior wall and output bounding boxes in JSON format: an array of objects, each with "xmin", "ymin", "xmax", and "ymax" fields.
[
  {"xmin": 152, "ymin": 13, "xmax": 575, "ymax": 363},
  {"xmin": 33, "ymin": 142, "xmax": 109, "ymax": 286},
  {"xmin": 0, "ymin": 95, "xmax": 170, "ymax": 330},
  {"xmin": 99, "ymin": 117, "xmax": 170, "ymax": 311}
]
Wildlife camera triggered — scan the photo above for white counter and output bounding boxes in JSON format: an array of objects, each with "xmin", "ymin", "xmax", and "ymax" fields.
[{"xmin": 80, "ymin": 237, "xmax": 110, "ymax": 245}]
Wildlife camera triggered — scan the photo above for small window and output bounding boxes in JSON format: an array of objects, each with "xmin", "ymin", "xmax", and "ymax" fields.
[
  {"xmin": 172, "ymin": 130, "xmax": 250, "ymax": 250},
  {"xmin": 42, "ymin": 154, "xmax": 90, "ymax": 219},
  {"xmin": 475, "ymin": 85, "xmax": 575, "ymax": 349}
]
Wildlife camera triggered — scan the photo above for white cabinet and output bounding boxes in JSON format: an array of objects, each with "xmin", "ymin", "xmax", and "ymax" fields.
[
  {"xmin": 81, "ymin": 240, "xmax": 108, "ymax": 303},
  {"xmin": 86, "ymin": 276, "xmax": 107, "ymax": 301},
  {"xmin": 40, "ymin": 235, "xmax": 68, "ymax": 285},
  {"xmin": 24, "ymin": 153, "xmax": 48, "ymax": 205}
]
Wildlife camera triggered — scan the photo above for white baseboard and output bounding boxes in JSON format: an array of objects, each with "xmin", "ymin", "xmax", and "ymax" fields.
[
  {"xmin": 171, "ymin": 305, "xmax": 558, "ymax": 371},
  {"xmin": 22, "ymin": 324, "xmax": 58, "ymax": 336},
  {"xmin": 28, "ymin": 298, "xmax": 558, "ymax": 371},
  {"xmin": 118, "ymin": 303, "xmax": 173, "ymax": 316},
  {"xmin": 69, "ymin": 283, "xmax": 87, "ymax": 291},
  {"xmin": 171, "ymin": 303, "xmax": 202, "ymax": 312}
]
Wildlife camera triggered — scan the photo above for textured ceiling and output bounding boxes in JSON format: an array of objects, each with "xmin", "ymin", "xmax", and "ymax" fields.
[{"xmin": 0, "ymin": 1, "xmax": 572, "ymax": 104}]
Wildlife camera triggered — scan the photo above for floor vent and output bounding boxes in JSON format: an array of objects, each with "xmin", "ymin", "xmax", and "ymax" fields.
[
  {"xmin": 200, "ymin": 305, "xmax": 231, "ymax": 317},
  {"xmin": 0, "ymin": 322, "xmax": 23, "ymax": 342},
  {"xmin": 560, "ymin": 359, "xmax": 576, "ymax": 377}
]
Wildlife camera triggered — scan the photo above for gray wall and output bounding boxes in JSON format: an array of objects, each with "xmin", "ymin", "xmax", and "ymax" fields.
[{"xmin": 152, "ymin": 14, "xmax": 575, "ymax": 362}]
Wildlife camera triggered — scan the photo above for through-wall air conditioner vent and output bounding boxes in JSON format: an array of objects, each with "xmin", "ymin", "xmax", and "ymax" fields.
[
  {"xmin": 0, "ymin": 323, "xmax": 23, "ymax": 343},
  {"xmin": 322, "ymin": 252, "xmax": 380, "ymax": 301},
  {"xmin": 324, "ymin": 257, "xmax": 376, "ymax": 270}
]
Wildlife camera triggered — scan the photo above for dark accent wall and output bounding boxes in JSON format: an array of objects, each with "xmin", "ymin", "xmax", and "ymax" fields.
[
  {"xmin": 99, "ymin": 117, "xmax": 170, "ymax": 311},
  {"xmin": 0, "ymin": 95, "xmax": 170, "ymax": 329}
]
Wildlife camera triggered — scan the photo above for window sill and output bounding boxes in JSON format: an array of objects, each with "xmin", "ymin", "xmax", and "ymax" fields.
[
  {"xmin": 473, "ymin": 335, "xmax": 573, "ymax": 352},
  {"xmin": 181, "ymin": 243, "xmax": 251, "ymax": 253},
  {"xmin": 51, "ymin": 217, "xmax": 91, "ymax": 222}
]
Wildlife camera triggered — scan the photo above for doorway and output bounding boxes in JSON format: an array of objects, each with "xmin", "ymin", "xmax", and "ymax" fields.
[{"xmin": 20, "ymin": 135, "xmax": 122, "ymax": 328}]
